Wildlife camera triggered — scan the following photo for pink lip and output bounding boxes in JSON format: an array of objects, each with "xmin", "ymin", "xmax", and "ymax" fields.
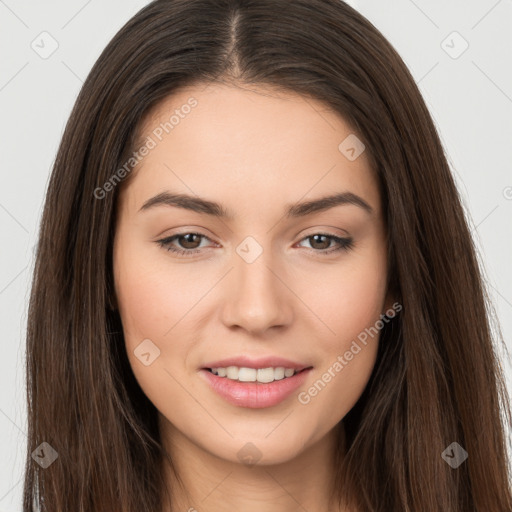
[
  {"xmin": 199, "ymin": 367, "xmax": 313, "ymax": 409},
  {"xmin": 201, "ymin": 355, "xmax": 310, "ymax": 372}
]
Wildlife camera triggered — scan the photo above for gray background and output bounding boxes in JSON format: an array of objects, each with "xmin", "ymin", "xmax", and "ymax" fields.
[{"xmin": 1, "ymin": 0, "xmax": 511, "ymax": 508}]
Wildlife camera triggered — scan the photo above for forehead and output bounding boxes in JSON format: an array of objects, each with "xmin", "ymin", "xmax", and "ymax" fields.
[{"xmin": 121, "ymin": 83, "xmax": 381, "ymax": 218}]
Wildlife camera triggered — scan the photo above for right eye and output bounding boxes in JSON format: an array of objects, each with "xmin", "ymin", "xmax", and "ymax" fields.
[{"xmin": 156, "ymin": 232, "xmax": 216, "ymax": 256}]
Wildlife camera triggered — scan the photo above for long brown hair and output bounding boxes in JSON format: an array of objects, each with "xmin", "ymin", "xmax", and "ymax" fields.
[{"xmin": 23, "ymin": 0, "xmax": 512, "ymax": 510}]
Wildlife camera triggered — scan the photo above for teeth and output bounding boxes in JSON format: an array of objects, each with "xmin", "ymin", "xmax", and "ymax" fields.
[
  {"xmin": 226, "ymin": 366, "xmax": 239, "ymax": 379},
  {"xmin": 210, "ymin": 366, "xmax": 299, "ymax": 383}
]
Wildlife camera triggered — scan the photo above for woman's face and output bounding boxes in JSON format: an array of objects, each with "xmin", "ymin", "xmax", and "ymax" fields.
[{"xmin": 113, "ymin": 83, "xmax": 393, "ymax": 466}]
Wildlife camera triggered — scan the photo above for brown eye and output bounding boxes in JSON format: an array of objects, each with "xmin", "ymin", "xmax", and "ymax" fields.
[
  {"xmin": 308, "ymin": 234, "xmax": 331, "ymax": 250},
  {"xmin": 156, "ymin": 232, "xmax": 213, "ymax": 256},
  {"xmin": 297, "ymin": 233, "xmax": 354, "ymax": 254},
  {"xmin": 176, "ymin": 233, "xmax": 202, "ymax": 249}
]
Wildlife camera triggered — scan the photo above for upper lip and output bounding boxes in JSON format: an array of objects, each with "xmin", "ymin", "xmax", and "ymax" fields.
[{"xmin": 202, "ymin": 356, "xmax": 312, "ymax": 372}]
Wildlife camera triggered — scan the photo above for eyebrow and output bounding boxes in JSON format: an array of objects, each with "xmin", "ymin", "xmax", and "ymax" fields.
[{"xmin": 138, "ymin": 190, "xmax": 374, "ymax": 219}]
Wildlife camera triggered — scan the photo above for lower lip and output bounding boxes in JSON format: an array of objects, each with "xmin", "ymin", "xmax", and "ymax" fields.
[{"xmin": 199, "ymin": 368, "xmax": 312, "ymax": 409}]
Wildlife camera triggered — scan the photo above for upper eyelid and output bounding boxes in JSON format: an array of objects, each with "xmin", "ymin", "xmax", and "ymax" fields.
[{"xmin": 161, "ymin": 232, "xmax": 216, "ymax": 244}]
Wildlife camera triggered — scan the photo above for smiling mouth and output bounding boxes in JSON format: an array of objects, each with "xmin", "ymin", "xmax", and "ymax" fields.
[
  {"xmin": 200, "ymin": 366, "xmax": 314, "ymax": 408},
  {"xmin": 204, "ymin": 366, "xmax": 312, "ymax": 384}
]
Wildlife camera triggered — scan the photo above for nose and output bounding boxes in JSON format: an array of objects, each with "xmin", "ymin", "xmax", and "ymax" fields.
[{"xmin": 220, "ymin": 250, "xmax": 294, "ymax": 335}]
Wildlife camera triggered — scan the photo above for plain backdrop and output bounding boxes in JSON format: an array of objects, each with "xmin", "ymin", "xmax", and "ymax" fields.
[{"xmin": 1, "ymin": 0, "xmax": 511, "ymax": 508}]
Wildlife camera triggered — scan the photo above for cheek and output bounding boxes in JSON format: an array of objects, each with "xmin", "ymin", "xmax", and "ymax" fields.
[
  {"xmin": 302, "ymin": 250, "xmax": 388, "ymax": 342},
  {"xmin": 296, "ymin": 290, "xmax": 383, "ymax": 430},
  {"xmin": 297, "ymin": 341, "xmax": 378, "ymax": 435},
  {"xmin": 114, "ymin": 252, "xmax": 201, "ymax": 413},
  {"xmin": 295, "ymin": 248, "xmax": 387, "ymax": 416},
  {"xmin": 114, "ymin": 245, "xmax": 207, "ymax": 347}
]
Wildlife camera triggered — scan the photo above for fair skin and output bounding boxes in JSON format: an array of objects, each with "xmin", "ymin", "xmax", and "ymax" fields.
[{"xmin": 113, "ymin": 82, "xmax": 394, "ymax": 512}]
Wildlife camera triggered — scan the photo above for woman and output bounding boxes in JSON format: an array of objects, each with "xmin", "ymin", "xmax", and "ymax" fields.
[{"xmin": 24, "ymin": 0, "xmax": 512, "ymax": 511}]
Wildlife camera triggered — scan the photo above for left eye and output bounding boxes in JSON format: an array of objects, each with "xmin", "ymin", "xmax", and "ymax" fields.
[
  {"xmin": 297, "ymin": 233, "xmax": 354, "ymax": 253},
  {"xmin": 156, "ymin": 232, "xmax": 354, "ymax": 257}
]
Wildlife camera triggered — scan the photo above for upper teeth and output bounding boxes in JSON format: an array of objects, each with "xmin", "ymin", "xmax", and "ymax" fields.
[{"xmin": 211, "ymin": 366, "xmax": 298, "ymax": 383}]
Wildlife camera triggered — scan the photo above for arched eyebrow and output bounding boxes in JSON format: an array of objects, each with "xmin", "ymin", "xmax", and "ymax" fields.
[{"xmin": 138, "ymin": 191, "xmax": 373, "ymax": 219}]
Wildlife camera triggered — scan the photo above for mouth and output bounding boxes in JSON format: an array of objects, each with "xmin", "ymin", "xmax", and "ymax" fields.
[
  {"xmin": 199, "ymin": 366, "xmax": 314, "ymax": 408},
  {"xmin": 203, "ymin": 366, "xmax": 312, "ymax": 383}
]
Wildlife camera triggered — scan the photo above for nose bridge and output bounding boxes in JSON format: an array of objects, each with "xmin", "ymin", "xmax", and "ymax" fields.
[{"xmin": 220, "ymin": 238, "xmax": 292, "ymax": 333}]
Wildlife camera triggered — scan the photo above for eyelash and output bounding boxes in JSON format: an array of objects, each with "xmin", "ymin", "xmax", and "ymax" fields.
[{"xmin": 156, "ymin": 232, "xmax": 354, "ymax": 257}]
